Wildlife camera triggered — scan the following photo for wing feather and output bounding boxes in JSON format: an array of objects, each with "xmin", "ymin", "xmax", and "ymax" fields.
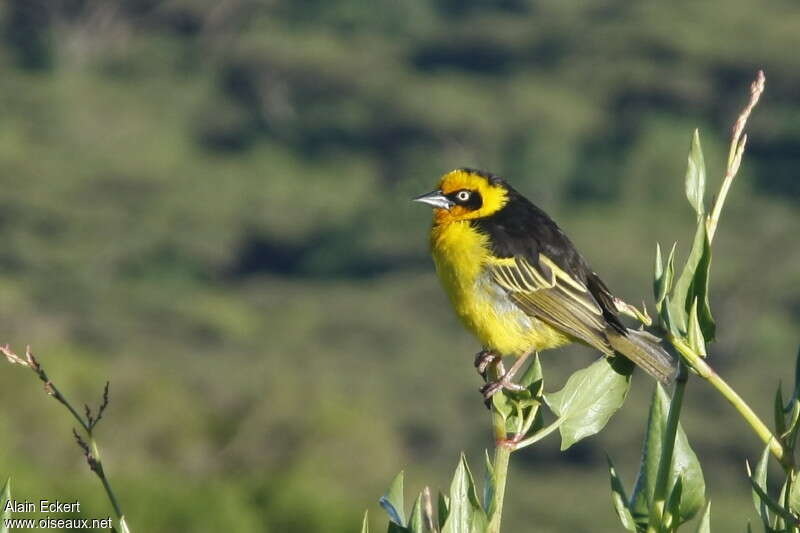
[{"xmin": 487, "ymin": 254, "xmax": 613, "ymax": 354}]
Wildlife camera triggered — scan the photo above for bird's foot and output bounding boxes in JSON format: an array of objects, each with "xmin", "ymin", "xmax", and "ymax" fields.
[
  {"xmin": 479, "ymin": 350, "xmax": 535, "ymax": 405},
  {"xmin": 474, "ymin": 349, "xmax": 500, "ymax": 378},
  {"xmin": 480, "ymin": 375, "xmax": 526, "ymax": 401}
]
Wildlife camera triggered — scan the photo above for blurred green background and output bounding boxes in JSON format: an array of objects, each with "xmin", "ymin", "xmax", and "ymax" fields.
[{"xmin": 0, "ymin": 1, "xmax": 798, "ymax": 531}]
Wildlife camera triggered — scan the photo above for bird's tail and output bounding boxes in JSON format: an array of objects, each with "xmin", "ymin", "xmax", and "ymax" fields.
[{"xmin": 606, "ymin": 329, "xmax": 677, "ymax": 384}]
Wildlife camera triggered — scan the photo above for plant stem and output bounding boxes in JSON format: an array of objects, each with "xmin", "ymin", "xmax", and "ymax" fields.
[
  {"xmin": 1, "ymin": 347, "xmax": 131, "ymax": 533},
  {"xmin": 647, "ymin": 363, "xmax": 689, "ymax": 533},
  {"xmin": 669, "ymin": 335, "xmax": 793, "ymax": 469},
  {"xmin": 487, "ymin": 440, "xmax": 512, "ymax": 533},
  {"xmin": 89, "ymin": 436, "xmax": 130, "ymax": 533},
  {"xmin": 487, "ymin": 362, "xmax": 513, "ymax": 533},
  {"xmin": 512, "ymin": 418, "xmax": 564, "ymax": 450}
]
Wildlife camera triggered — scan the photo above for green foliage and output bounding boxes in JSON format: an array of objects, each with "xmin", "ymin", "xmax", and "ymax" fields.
[
  {"xmin": 695, "ymin": 503, "xmax": 712, "ymax": 533},
  {"xmin": 545, "ymin": 358, "xmax": 631, "ymax": 451},
  {"xmin": 626, "ymin": 385, "xmax": 706, "ymax": 529},
  {"xmin": 374, "ymin": 455, "xmax": 487, "ymax": 533},
  {"xmin": 380, "ymin": 472, "xmax": 406, "ymax": 527},
  {"xmin": 373, "ymin": 350, "xmax": 644, "ymax": 532},
  {"xmin": 684, "ymin": 130, "xmax": 707, "ymax": 219},
  {"xmin": 659, "ymin": 130, "xmax": 715, "ymax": 342},
  {"xmin": 608, "ymin": 456, "xmax": 638, "ymax": 532}
]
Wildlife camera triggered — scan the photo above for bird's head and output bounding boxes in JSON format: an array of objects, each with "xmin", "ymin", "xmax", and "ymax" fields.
[{"xmin": 413, "ymin": 168, "xmax": 510, "ymax": 224}]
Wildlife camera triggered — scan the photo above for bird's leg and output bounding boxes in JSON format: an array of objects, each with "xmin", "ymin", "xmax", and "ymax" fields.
[
  {"xmin": 474, "ymin": 349, "xmax": 503, "ymax": 379},
  {"xmin": 480, "ymin": 350, "xmax": 534, "ymax": 400}
]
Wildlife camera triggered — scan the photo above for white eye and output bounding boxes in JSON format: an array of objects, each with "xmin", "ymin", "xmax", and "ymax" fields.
[{"xmin": 456, "ymin": 190, "xmax": 471, "ymax": 202}]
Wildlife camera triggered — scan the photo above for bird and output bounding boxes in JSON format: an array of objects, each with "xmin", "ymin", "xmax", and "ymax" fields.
[{"xmin": 413, "ymin": 168, "xmax": 676, "ymax": 398}]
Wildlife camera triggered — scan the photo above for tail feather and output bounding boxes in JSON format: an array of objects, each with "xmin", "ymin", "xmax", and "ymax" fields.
[{"xmin": 606, "ymin": 329, "xmax": 677, "ymax": 384}]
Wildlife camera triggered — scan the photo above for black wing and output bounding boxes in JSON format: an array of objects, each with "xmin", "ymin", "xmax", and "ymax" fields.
[{"xmin": 471, "ymin": 185, "xmax": 626, "ymax": 348}]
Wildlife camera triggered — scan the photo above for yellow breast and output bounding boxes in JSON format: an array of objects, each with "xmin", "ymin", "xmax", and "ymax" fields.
[{"xmin": 430, "ymin": 221, "xmax": 571, "ymax": 356}]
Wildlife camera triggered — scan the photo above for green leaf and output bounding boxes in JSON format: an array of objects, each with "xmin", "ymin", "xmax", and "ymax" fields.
[
  {"xmin": 361, "ymin": 511, "xmax": 370, "ymax": 533},
  {"xmin": 1, "ymin": 478, "xmax": 10, "ymax": 533},
  {"xmin": 518, "ymin": 353, "xmax": 543, "ymax": 391},
  {"xmin": 775, "ymin": 479, "xmax": 789, "ymax": 531},
  {"xmin": 408, "ymin": 494, "xmax": 424, "ymax": 533},
  {"xmin": 437, "ymin": 492, "xmax": 449, "ymax": 528},
  {"xmin": 687, "ymin": 298, "xmax": 707, "ymax": 356},
  {"xmin": 660, "ymin": 294, "xmax": 680, "ymax": 338},
  {"xmin": 380, "ymin": 472, "xmax": 406, "ymax": 526},
  {"xmin": 666, "ymin": 477, "xmax": 684, "ymax": 530},
  {"xmin": 491, "ymin": 390, "xmax": 513, "ymax": 421},
  {"xmin": 654, "ymin": 242, "xmax": 664, "ymax": 308},
  {"xmin": 669, "ymin": 222, "xmax": 715, "ymax": 341},
  {"xmin": 790, "ymin": 476, "xmax": 800, "ymax": 516},
  {"xmin": 786, "ymin": 347, "xmax": 800, "ymax": 449},
  {"xmin": 544, "ymin": 357, "xmax": 631, "ymax": 450},
  {"xmin": 747, "ymin": 473, "xmax": 800, "ymax": 529},
  {"xmin": 695, "ymin": 502, "xmax": 711, "ymax": 533},
  {"xmin": 685, "ymin": 129, "xmax": 706, "ymax": 217},
  {"xmin": 630, "ymin": 385, "xmax": 706, "ymax": 528},
  {"xmin": 441, "ymin": 454, "xmax": 487, "ymax": 533},
  {"xmin": 482, "ymin": 451, "xmax": 494, "ymax": 515},
  {"xmin": 775, "ymin": 383, "xmax": 786, "ymax": 440},
  {"xmin": 606, "ymin": 455, "xmax": 637, "ymax": 532},
  {"xmin": 749, "ymin": 446, "xmax": 771, "ymax": 527},
  {"xmin": 654, "ymin": 243, "xmax": 677, "ymax": 312},
  {"xmin": 388, "ymin": 522, "xmax": 409, "ymax": 533}
]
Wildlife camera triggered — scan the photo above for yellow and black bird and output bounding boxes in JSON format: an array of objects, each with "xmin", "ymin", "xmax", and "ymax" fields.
[{"xmin": 414, "ymin": 168, "xmax": 676, "ymax": 398}]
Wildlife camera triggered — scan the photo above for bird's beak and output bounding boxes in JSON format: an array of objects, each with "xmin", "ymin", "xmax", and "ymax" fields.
[{"xmin": 412, "ymin": 189, "xmax": 453, "ymax": 210}]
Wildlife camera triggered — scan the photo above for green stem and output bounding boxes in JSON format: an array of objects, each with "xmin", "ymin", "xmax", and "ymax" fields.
[
  {"xmin": 487, "ymin": 440, "xmax": 512, "ymax": 533},
  {"xmin": 647, "ymin": 363, "xmax": 689, "ymax": 533},
  {"xmin": 512, "ymin": 418, "xmax": 564, "ymax": 450},
  {"xmin": 487, "ymin": 362, "xmax": 513, "ymax": 533},
  {"xmin": 670, "ymin": 335, "xmax": 793, "ymax": 470},
  {"xmin": 89, "ymin": 436, "xmax": 129, "ymax": 532},
  {"xmin": 785, "ymin": 469, "xmax": 797, "ymax": 533}
]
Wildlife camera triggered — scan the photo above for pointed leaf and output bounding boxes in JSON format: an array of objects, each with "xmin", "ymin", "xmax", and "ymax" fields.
[
  {"xmin": 790, "ymin": 476, "xmax": 800, "ymax": 515},
  {"xmin": 380, "ymin": 472, "xmax": 406, "ymax": 526},
  {"xmin": 654, "ymin": 242, "xmax": 665, "ymax": 313},
  {"xmin": 630, "ymin": 385, "xmax": 706, "ymax": 528},
  {"xmin": 775, "ymin": 383, "xmax": 786, "ymax": 440},
  {"xmin": 654, "ymin": 243, "xmax": 677, "ymax": 312},
  {"xmin": 607, "ymin": 456, "xmax": 637, "ymax": 532},
  {"xmin": 491, "ymin": 390, "xmax": 513, "ymax": 421},
  {"xmin": 786, "ymin": 400, "xmax": 800, "ymax": 448},
  {"xmin": 483, "ymin": 451, "xmax": 494, "ymax": 515},
  {"xmin": 519, "ymin": 353, "xmax": 543, "ymax": 392},
  {"xmin": 408, "ymin": 494, "xmax": 424, "ymax": 533},
  {"xmin": 654, "ymin": 242, "xmax": 663, "ymax": 298},
  {"xmin": 659, "ymin": 294, "xmax": 681, "ymax": 338},
  {"xmin": 748, "ymin": 475, "xmax": 800, "ymax": 528},
  {"xmin": 775, "ymin": 479, "xmax": 789, "ymax": 531},
  {"xmin": 695, "ymin": 502, "xmax": 711, "ymax": 533},
  {"xmin": 687, "ymin": 298, "xmax": 707, "ymax": 356},
  {"xmin": 441, "ymin": 454, "xmax": 487, "ymax": 533},
  {"xmin": 361, "ymin": 511, "xmax": 370, "ymax": 533},
  {"xmin": 685, "ymin": 129, "xmax": 707, "ymax": 217},
  {"xmin": 666, "ymin": 477, "xmax": 684, "ymax": 530},
  {"xmin": 669, "ymin": 222, "xmax": 715, "ymax": 341},
  {"xmin": 388, "ymin": 523, "xmax": 409, "ymax": 533},
  {"xmin": 544, "ymin": 357, "xmax": 631, "ymax": 450},
  {"xmin": 437, "ymin": 492, "xmax": 449, "ymax": 528},
  {"xmin": 750, "ymin": 446, "xmax": 771, "ymax": 526}
]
